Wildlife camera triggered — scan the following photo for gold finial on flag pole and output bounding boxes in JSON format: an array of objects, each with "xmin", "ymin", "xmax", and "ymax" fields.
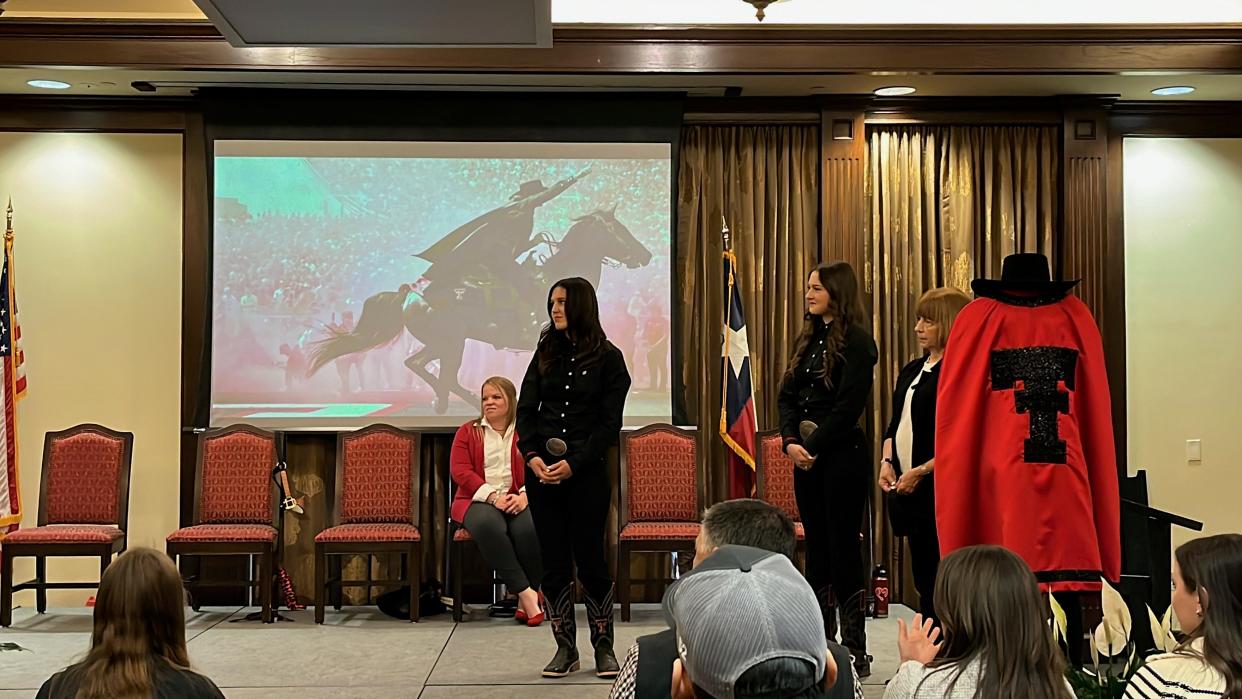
[
  {"xmin": 5, "ymin": 198, "xmax": 12, "ymax": 244},
  {"xmin": 721, "ymin": 213, "xmax": 731, "ymax": 251}
]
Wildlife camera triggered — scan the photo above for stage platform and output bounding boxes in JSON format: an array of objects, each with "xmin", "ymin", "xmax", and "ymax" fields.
[{"xmin": 0, "ymin": 604, "xmax": 915, "ymax": 698}]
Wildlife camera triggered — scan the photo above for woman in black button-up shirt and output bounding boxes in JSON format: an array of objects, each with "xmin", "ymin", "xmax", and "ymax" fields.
[
  {"xmin": 778, "ymin": 261, "xmax": 878, "ymax": 679},
  {"xmin": 517, "ymin": 276, "xmax": 631, "ymax": 680}
]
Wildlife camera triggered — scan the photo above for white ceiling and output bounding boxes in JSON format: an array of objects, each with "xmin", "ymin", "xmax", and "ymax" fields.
[{"xmin": 4, "ymin": 0, "xmax": 1242, "ymax": 23}]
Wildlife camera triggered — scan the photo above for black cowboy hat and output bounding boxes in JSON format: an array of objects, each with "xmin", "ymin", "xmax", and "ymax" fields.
[
  {"xmin": 511, "ymin": 180, "xmax": 547, "ymax": 199},
  {"xmin": 971, "ymin": 253, "xmax": 1080, "ymax": 297}
]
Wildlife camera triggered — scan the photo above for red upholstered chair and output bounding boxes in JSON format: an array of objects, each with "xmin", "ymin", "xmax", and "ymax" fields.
[
  {"xmin": 315, "ymin": 425, "xmax": 421, "ymax": 623},
  {"xmin": 166, "ymin": 425, "xmax": 279, "ymax": 623},
  {"xmin": 0, "ymin": 424, "xmax": 133, "ymax": 627},
  {"xmin": 755, "ymin": 429, "xmax": 805, "ymax": 565},
  {"xmin": 617, "ymin": 424, "xmax": 699, "ymax": 622}
]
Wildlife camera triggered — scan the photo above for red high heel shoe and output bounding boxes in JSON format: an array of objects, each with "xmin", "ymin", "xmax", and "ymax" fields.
[{"xmin": 515, "ymin": 591, "xmax": 546, "ymax": 626}]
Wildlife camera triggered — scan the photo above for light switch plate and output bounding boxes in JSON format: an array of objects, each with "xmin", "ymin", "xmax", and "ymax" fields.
[{"xmin": 1186, "ymin": 439, "xmax": 1203, "ymax": 463}]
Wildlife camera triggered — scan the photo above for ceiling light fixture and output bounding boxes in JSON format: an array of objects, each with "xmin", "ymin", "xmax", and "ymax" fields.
[
  {"xmin": 1151, "ymin": 86, "xmax": 1195, "ymax": 96},
  {"xmin": 741, "ymin": 0, "xmax": 791, "ymax": 21},
  {"xmin": 27, "ymin": 79, "xmax": 71, "ymax": 90},
  {"xmin": 874, "ymin": 86, "xmax": 917, "ymax": 97}
]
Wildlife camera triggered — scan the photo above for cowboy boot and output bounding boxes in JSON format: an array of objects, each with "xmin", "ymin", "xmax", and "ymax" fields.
[
  {"xmin": 542, "ymin": 586, "xmax": 580, "ymax": 678},
  {"xmin": 585, "ymin": 585, "xmax": 619, "ymax": 679},
  {"xmin": 816, "ymin": 586, "xmax": 839, "ymax": 643},
  {"xmin": 839, "ymin": 589, "xmax": 871, "ymax": 679}
]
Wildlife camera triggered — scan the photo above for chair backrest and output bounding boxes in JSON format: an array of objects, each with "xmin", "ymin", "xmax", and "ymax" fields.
[
  {"xmin": 335, "ymin": 425, "xmax": 419, "ymax": 525},
  {"xmin": 39, "ymin": 424, "xmax": 134, "ymax": 528},
  {"xmin": 619, "ymin": 424, "xmax": 698, "ymax": 527},
  {"xmin": 755, "ymin": 429, "xmax": 800, "ymax": 523},
  {"xmin": 195, "ymin": 425, "xmax": 277, "ymax": 526}
]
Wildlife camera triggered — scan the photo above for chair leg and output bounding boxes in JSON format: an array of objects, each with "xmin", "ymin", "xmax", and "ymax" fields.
[
  {"xmin": 259, "ymin": 548, "xmax": 274, "ymax": 624},
  {"xmin": 315, "ymin": 544, "xmax": 326, "ymax": 625},
  {"xmin": 332, "ymin": 555, "xmax": 343, "ymax": 610},
  {"xmin": 618, "ymin": 543, "xmax": 631, "ymax": 623},
  {"xmin": 100, "ymin": 553, "xmax": 111, "ymax": 579},
  {"xmin": 409, "ymin": 544, "xmax": 420, "ymax": 623},
  {"xmin": 35, "ymin": 556, "xmax": 46, "ymax": 614},
  {"xmin": 451, "ymin": 541, "xmax": 463, "ymax": 623},
  {"xmin": 1, "ymin": 549, "xmax": 14, "ymax": 627}
]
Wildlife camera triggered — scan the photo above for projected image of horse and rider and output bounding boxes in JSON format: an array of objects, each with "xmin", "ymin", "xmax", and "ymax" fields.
[{"xmin": 210, "ymin": 140, "xmax": 672, "ymax": 428}]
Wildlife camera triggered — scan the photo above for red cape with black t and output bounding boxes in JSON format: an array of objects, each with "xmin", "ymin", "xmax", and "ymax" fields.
[{"xmin": 935, "ymin": 293, "xmax": 1120, "ymax": 591}]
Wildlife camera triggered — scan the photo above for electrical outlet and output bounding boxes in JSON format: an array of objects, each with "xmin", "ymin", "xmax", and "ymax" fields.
[{"xmin": 1186, "ymin": 439, "xmax": 1202, "ymax": 463}]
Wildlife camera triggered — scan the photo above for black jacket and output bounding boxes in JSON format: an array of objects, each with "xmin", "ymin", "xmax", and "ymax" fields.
[
  {"xmin": 39, "ymin": 660, "xmax": 225, "ymax": 699},
  {"xmin": 883, "ymin": 355, "xmax": 940, "ymax": 535},
  {"xmin": 883, "ymin": 355, "xmax": 941, "ymax": 473},
  {"xmin": 778, "ymin": 319, "xmax": 878, "ymax": 457},
  {"xmin": 516, "ymin": 333, "xmax": 631, "ymax": 471}
]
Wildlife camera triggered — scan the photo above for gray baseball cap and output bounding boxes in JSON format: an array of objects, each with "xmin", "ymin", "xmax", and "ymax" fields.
[{"xmin": 663, "ymin": 545, "xmax": 827, "ymax": 699}]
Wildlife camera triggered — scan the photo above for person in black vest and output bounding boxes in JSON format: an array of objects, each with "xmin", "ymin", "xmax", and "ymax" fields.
[
  {"xmin": 518, "ymin": 276, "xmax": 631, "ymax": 679},
  {"xmin": 879, "ymin": 287, "xmax": 970, "ymax": 624},
  {"xmin": 778, "ymin": 261, "xmax": 878, "ymax": 678},
  {"xmin": 609, "ymin": 499, "xmax": 862, "ymax": 699}
]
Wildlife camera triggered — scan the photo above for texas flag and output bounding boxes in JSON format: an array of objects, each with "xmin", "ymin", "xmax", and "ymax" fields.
[{"xmin": 720, "ymin": 236, "xmax": 756, "ymax": 499}]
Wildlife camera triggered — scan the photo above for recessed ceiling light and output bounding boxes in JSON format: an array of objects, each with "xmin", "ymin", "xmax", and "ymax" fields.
[
  {"xmin": 874, "ymin": 86, "xmax": 916, "ymax": 97},
  {"xmin": 1151, "ymin": 86, "xmax": 1195, "ymax": 96},
  {"xmin": 27, "ymin": 79, "xmax": 71, "ymax": 90}
]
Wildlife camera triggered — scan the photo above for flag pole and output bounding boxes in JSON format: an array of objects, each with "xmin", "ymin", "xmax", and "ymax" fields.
[{"xmin": 719, "ymin": 216, "xmax": 735, "ymax": 454}]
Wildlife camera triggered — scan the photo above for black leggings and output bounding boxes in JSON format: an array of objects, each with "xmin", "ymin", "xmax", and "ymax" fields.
[
  {"xmin": 462, "ymin": 502, "xmax": 543, "ymax": 593},
  {"xmin": 524, "ymin": 462, "xmax": 612, "ymax": 602}
]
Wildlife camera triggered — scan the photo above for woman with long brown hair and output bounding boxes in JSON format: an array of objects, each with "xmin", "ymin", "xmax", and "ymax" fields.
[
  {"xmin": 449, "ymin": 375, "xmax": 543, "ymax": 626},
  {"xmin": 518, "ymin": 276, "xmax": 631, "ymax": 679},
  {"xmin": 1126, "ymin": 533, "xmax": 1242, "ymax": 698},
  {"xmin": 36, "ymin": 548, "xmax": 224, "ymax": 699},
  {"xmin": 777, "ymin": 261, "xmax": 878, "ymax": 678},
  {"xmin": 884, "ymin": 545, "xmax": 1072, "ymax": 699}
]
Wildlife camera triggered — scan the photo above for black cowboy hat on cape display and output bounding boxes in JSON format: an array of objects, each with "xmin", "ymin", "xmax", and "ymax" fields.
[{"xmin": 971, "ymin": 252, "xmax": 1080, "ymax": 299}]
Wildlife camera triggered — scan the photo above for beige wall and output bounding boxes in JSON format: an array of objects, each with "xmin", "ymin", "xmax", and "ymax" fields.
[
  {"xmin": 0, "ymin": 132, "xmax": 182, "ymax": 606},
  {"xmin": 1124, "ymin": 137, "xmax": 1242, "ymax": 546}
]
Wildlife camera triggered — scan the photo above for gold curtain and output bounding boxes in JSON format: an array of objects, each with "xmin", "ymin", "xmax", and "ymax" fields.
[
  {"xmin": 678, "ymin": 125, "xmax": 820, "ymax": 505},
  {"xmin": 865, "ymin": 124, "xmax": 1058, "ymax": 598}
]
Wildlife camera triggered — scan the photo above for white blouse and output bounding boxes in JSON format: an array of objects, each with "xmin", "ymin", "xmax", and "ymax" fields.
[{"xmin": 471, "ymin": 422, "xmax": 521, "ymax": 502}]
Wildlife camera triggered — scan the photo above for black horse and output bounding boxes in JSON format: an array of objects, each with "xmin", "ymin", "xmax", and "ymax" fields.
[{"xmin": 307, "ymin": 207, "xmax": 653, "ymax": 413}]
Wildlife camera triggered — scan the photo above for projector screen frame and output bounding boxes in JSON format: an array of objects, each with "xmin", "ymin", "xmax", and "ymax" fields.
[{"xmin": 188, "ymin": 90, "xmax": 687, "ymax": 432}]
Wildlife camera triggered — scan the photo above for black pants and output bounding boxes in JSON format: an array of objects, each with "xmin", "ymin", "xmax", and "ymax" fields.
[
  {"xmin": 525, "ymin": 461, "xmax": 612, "ymax": 603},
  {"xmin": 462, "ymin": 502, "xmax": 543, "ymax": 594},
  {"xmin": 906, "ymin": 513, "xmax": 940, "ymax": 622},
  {"xmin": 794, "ymin": 433, "xmax": 870, "ymax": 654}
]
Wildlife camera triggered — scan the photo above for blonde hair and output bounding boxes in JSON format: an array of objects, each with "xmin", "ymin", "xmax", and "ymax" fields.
[
  {"xmin": 916, "ymin": 287, "xmax": 972, "ymax": 350},
  {"xmin": 477, "ymin": 376, "xmax": 517, "ymax": 430}
]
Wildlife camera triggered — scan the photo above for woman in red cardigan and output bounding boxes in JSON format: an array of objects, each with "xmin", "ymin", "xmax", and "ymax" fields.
[{"xmin": 450, "ymin": 376, "xmax": 544, "ymax": 625}]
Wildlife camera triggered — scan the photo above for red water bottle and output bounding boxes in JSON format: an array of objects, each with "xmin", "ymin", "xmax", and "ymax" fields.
[{"xmin": 873, "ymin": 565, "xmax": 890, "ymax": 619}]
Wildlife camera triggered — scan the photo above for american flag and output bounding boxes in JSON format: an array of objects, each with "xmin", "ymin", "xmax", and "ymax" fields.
[
  {"xmin": 719, "ymin": 223, "xmax": 756, "ymax": 499},
  {"xmin": 0, "ymin": 200, "xmax": 26, "ymax": 533}
]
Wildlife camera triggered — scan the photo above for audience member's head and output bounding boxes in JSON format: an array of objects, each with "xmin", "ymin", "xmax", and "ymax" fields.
[
  {"xmin": 79, "ymin": 548, "xmax": 192, "ymax": 697},
  {"xmin": 695, "ymin": 498, "xmax": 797, "ymax": 566},
  {"xmin": 928, "ymin": 545, "xmax": 1068, "ymax": 699},
  {"xmin": 667, "ymin": 546, "xmax": 828, "ymax": 699},
  {"xmin": 1173, "ymin": 533, "xmax": 1242, "ymax": 697}
]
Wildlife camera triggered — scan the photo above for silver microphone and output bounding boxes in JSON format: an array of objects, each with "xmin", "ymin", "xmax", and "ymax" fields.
[{"xmin": 798, "ymin": 420, "xmax": 818, "ymax": 442}]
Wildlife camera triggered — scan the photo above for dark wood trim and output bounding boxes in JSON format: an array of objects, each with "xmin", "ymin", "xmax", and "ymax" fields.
[
  {"xmin": 0, "ymin": 97, "xmax": 190, "ymax": 132},
  {"xmin": 1110, "ymin": 102, "xmax": 1242, "ymax": 137},
  {"xmin": 3, "ymin": 20, "xmax": 1242, "ymax": 73},
  {"xmin": 1105, "ymin": 130, "xmax": 1128, "ymax": 476},
  {"xmin": 821, "ymin": 101, "xmax": 866, "ymax": 276}
]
